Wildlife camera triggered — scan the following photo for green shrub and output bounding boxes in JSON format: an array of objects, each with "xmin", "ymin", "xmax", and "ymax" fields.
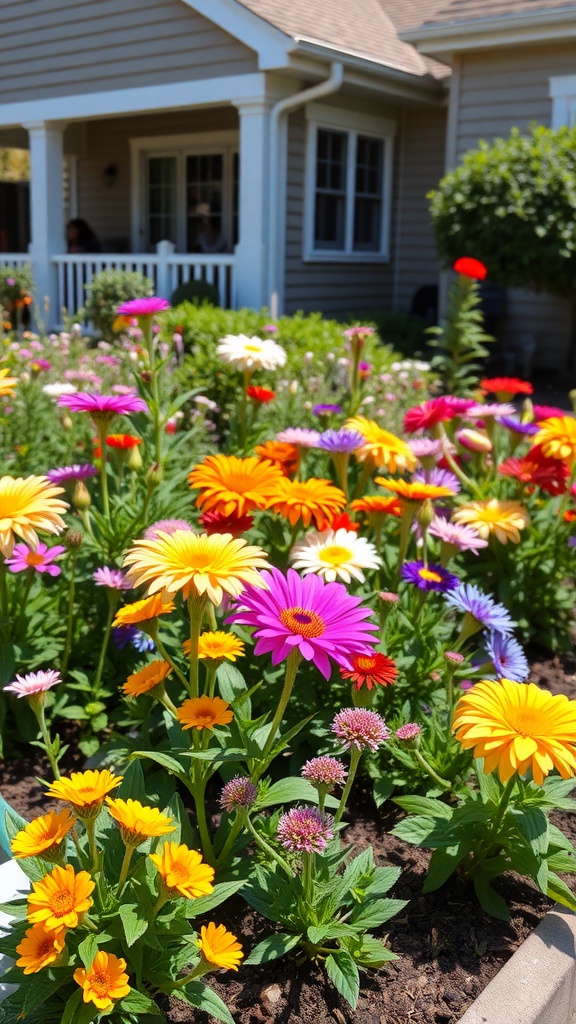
[
  {"xmin": 170, "ymin": 278, "xmax": 220, "ymax": 307},
  {"xmin": 80, "ymin": 268, "xmax": 153, "ymax": 341},
  {"xmin": 0, "ymin": 264, "xmax": 34, "ymax": 314},
  {"xmin": 429, "ymin": 124, "xmax": 576, "ymax": 296}
]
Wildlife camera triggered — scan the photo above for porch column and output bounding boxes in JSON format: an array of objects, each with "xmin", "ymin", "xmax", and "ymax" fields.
[
  {"xmin": 234, "ymin": 98, "xmax": 271, "ymax": 310},
  {"xmin": 25, "ymin": 121, "xmax": 65, "ymax": 328}
]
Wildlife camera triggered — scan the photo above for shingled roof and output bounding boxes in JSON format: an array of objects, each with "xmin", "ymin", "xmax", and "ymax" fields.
[
  {"xmin": 235, "ymin": 0, "xmax": 449, "ymax": 78},
  {"xmin": 406, "ymin": 0, "xmax": 576, "ymax": 30}
]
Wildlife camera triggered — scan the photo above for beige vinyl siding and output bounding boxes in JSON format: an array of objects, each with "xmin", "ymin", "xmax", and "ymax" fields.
[
  {"xmin": 393, "ymin": 105, "xmax": 446, "ymax": 312},
  {"xmin": 283, "ymin": 108, "xmax": 394, "ymax": 317},
  {"xmin": 0, "ymin": 0, "xmax": 257, "ymax": 103},
  {"xmin": 454, "ymin": 43, "xmax": 576, "ymax": 371},
  {"xmin": 75, "ymin": 108, "xmax": 238, "ymax": 251}
]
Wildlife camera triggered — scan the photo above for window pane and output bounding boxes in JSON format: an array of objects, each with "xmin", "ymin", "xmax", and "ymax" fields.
[
  {"xmin": 147, "ymin": 157, "xmax": 177, "ymax": 248},
  {"xmin": 353, "ymin": 135, "xmax": 384, "ymax": 252},
  {"xmin": 353, "ymin": 197, "xmax": 382, "ymax": 251},
  {"xmin": 186, "ymin": 153, "xmax": 226, "ymax": 253},
  {"xmin": 315, "ymin": 193, "xmax": 346, "ymax": 249},
  {"xmin": 314, "ymin": 129, "xmax": 347, "ymax": 251}
]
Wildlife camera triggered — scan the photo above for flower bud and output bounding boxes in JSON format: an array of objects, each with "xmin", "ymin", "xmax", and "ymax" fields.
[
  {"xmin": 127, "ymin": 445, "xmax": 143, "ymax": 472},
  {"xmin": 417, "ymin": 499, "xmax": 435, "ymax": 530},
  {"xmin": 64, "ymin": 529, "xmax": 83, "ymax": 550},
  {"xmin": 456, "ymin": 428, "xmax": 492, "ymax": 454},
  {"xmin": 60, "ymin": 411, "xmax": 73, "ymax": 431},
  {"xmin": 140, "ymin": 370, "xmax": 153, "ymax": 384},
  {"xmin": 289, "ymin": 380, "xmax": 298, "ymax": 395},
  {"xmin": 72, "ymin": 480, "xmax": 91, "ymax": 511},
  {"xmin": 146, "ymin": 462, "xmax": 163, "ymax": 489}
]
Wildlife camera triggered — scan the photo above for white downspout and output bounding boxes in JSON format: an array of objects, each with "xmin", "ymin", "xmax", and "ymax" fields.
[{"xmin": 268, "ymin": 61, "xmax": 344, "ymax": 318}]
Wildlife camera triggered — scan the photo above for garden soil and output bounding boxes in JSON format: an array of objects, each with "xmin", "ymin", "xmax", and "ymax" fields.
[{"xmin": 1, "ymin": 650, "xmax": 575, "ymax": 1024}]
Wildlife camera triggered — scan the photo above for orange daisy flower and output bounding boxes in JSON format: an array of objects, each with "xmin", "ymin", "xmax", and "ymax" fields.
[
  {"xmin": 106, "ymin": 434, "xmax": 142, "ymax": 449},
  {"xmin": 267, "ymin": 477, "xmax": 346, "ymax": 529},
  {"xmin": 73, "ymin": 951, "xmax": 130, "ymax": 1011},
  {"xmin": 123, "ymin": 660, "xmax": 172, "ymax": 697},
  {"xmin": 11, "ymin": 809, "xmax": 75, "ymax": 860},
  {"xmin": 340, "ymin": 652, "xmax": 398, "ymax": 690},
  {"xmin": 150, "ymin": 842, "xmax": 215, "ymax": 899},
  {"xmin": 188, "ymin": 454, "xmax": 284, "ymax": 517},
  {"xmin": 254, "ymin": 440, "xmax": 300, "ymax": 477},
  {"xmin": 27, "ymin": 865, "xmax": 94, "ymax": 931},
  {"xmin": 113, "ymin": 593, "xmax": 175, "ymax": 628},
  {"xmin": 16, "ymin": 923, "xmax": 66, "ymax": 974},
  {"xmin": 177, "ymin": 695, "xmax": 234, "ymax": 731},
  {"xmin": 350, "ymin": 495, "xmax": 402, "ymax": 518}
]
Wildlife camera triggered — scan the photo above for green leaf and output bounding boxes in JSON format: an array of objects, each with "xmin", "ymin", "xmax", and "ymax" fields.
[
  {"xmin": 116, "ymin": 989, "xmax": 164, "ymax": 1015},
  {"xmin": 183, "ymin": 880, "xmax": 246, "ymax": 918},
  {"xmin": 61, "ymin": 989, "xmax": 99, "ymax": 1024},
  {"xmin": 349, "ymin": 898, "xmax": 406, "ymax": 929},
  {"xmin": 119, "ymin": 903, "xmax": 149, "ymax": 946},
  {"xmin": 78, "ymin": 933, "xmax": 99, "ymax": 968},
  {"xmin": 244, "ymin": 931, "xmax": 301, "ymax": 965},
  {"xmin": 514, "ymin": 806, "xmax": 549, "ymax": 857},
  {"xmin": 372, "ymin": 775, "xmax": 394, "ymax": 808},
  {"xmin": 259, "ymin": 777, "xmax": 338, "ymax": 810},
  {"xmin": 547, "ymin": 871, "xmax": 576, "ymax": 912},
  {"xmin": 394, "ymin": 796, "xmax": 453, "ymax": 819},
  {"xmin": 473, "ymin": 875, "xmax": 510, "ymax": 921},
  {"xmin": 325, "ymin": 948, "xmax": 360, "ymax": 1009},
  {"xmin": 423, "ymin": 845, "xmax": 470, "ymax": 893},
  {"xmin": 391, "ymin": 815, "xmax": 440, "ymax": 847},
  {"xmin": 132, "ymin": 750, "xmax": 189, "ymax": 779},
  {"xmin": 182, "ymin": 981, "xmax": 236, "ymax": 1024}
]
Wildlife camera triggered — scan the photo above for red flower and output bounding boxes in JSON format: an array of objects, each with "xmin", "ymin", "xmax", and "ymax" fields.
[
  {"xmin": 453, "ymin": 257, "xmax": 488, "ymax": 281},
  {"xmin": 246, "ymin": 386, "xmax": 275, "ymax": 403},
  {"xmin": 199, "ymin": 509, "xmax": 254, "ymax": 537},
  {"xmin": 106, "ymin": 433, "xmax": 143, "ymax": 449},
  {"xmin": 481, "ymin": 377, "xmax": 533, "ymax": 399},
  {"xmin": 563, "ymin": 509, "xmax": 576, "ymax": 523},
  {"xmin": 498, "ymin": 446, "xmax": 568, "ymax": 496},
  {"xmin": 403, "ymin": 397, "xmax": 455, "ymax": 434},
  {"xmin": 340, "ymin": 652, "xmax": 398, "ymax": 690},
  {"xmin": 316, "ymin": 512, "xmax": 360, "ymax": 533}
]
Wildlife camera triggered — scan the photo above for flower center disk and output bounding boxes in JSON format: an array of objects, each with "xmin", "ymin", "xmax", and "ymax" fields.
[
  {"xmin": 318, "ymin": 545, "xmax": 352, "ymax": 565},
  {"xmin": 279, "ymin": 607, "xmax": 326, "ymax": 638}
]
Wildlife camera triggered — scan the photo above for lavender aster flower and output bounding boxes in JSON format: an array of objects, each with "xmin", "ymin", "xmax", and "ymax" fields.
[
  {"xmin": 219, "ymin": 776, "xmax": 258, "ymax": 813},
  {"xmin": 414, "ymin": 467, "xmax": 461, "ymax": 493},
  {"xmin": 483, "ymin": 630, "xmax": 529, "ymax": 682},
  {"xmin": 331, "ymin": 707, "xmax": 390, "ymax": 751},
  {"xmin": 93, "ymin": 567, "xmax": 131, "ymax": 590},
  {"xmin": 497, "ymin": 416, "xmax": 539, "ymax": 437},
  {"xmin": 112, "ymin": 625, "xmax": 155, "ymax": 652},
  {"xmin": 409, "ymin": 438, "xmax": 443, "ymax": 460},
  {"xmin": 317, "ymin": 429, "xmax": 365, "ymax": 454},
  {"xmin": 313, "ymin": 404, "xmax": 343, "ymax": 417},
  {"xmin": 47, "ymin": 464, "xmax": 97, "ymax": 485},
  {"xmin": 276, "ymin": 427, "xmax": 321, "ymax": 448},
  {"xmin": 445, "ymin": 583, "xmax": 516, "ymax": 635},
  {"xmin": 401, "ymin": 561, "xmax": 459, "ymax": 592},
  {"xmin": 428, "ymin": 517, "xmax": 488, "ymax": 554},
  {"xmin": 276, "ymin": 806, "xmax": 334, "ymax": 853},
  {"xmin": 301, "ymin": 756, "xmax": 348, "ymax": 791}
]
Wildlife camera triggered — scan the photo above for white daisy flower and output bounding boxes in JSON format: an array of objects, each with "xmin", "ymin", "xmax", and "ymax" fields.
[
  {"xmin": 289, "ymin": 528, "xmax": 381, "ymax": 584},
  {"xmin": 216, "ymin": 334, "xmax": 287, "ymax": 371},
  {"xmin": 42, "ymin": 382, "xmax": 78, "ymax": 397}
]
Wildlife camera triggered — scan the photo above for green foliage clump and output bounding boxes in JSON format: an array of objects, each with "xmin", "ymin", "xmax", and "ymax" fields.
[
  {"xmin": 170, "ymin": 278, "xmax": 220, "ymax": 307},
  {"xmin": 428, "ymin": 273, "xmax": 493, "ymax": 395},
  {"xmin": 80, "ymin": 268, "xmax": 153, "ymax": 341},
  {"xmin": 429, "ymin": 124, "xmax": 576, "ymax": 296},
  {"xmin": 0, "ymin": 264, "xmax": 34, "ymax": 312}
]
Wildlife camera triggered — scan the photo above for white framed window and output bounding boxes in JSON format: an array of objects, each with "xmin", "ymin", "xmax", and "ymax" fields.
[
  {"xmin": 304, "ymin": 104, "xmax": 395, "ymax": 262},
  {"xmin": 130, "ymin": 132, "xmax": 239, "ymax": 253},
  {"xmin": 549, "ymin": 75, "xmax": 576, "ymax": 128}
]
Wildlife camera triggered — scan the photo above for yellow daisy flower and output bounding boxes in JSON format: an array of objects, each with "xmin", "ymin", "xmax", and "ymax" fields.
[
  {"xmin": 197, "ymin": 922, "xmax": 244, "ymax": 971},
  {"xmin": 0, "ymin": 366, "xmax": 18, "ymax": 398},
  {"xmin": 345, "ymin": 416, "xmax": 416, "ymax": 473},
  {"xmin": 375, "ymin": 477, "xmax": 456, "ymax": 502},
  {"xmin": 27, "ymin": 864, "xmax": 94, "ymax": 931},
  {"xmin": 183, "ymin": 631, "xmax": 245, "ymax": 662},
  {"xmin": 452, "ymin": 499, "xmax": 529, "ymax": 545},
  {"xmin": 106, "ymin": 797, "xmax": 174, "ymax": 847},
  {"xmin": 532, "ymin": 415, "xmax": 576, "ymax": 468},
  {"xmin": 73, "ymin": 951, "xmax": 130, "ymax": 1011},
  {"xmin": 46, "ymin": 769, "xmax": 122, "ymax": 818},
  {"xmin": 0, "ymin": 475, "xmax": 68, "ymax": 557},
  {"xmin": 150, "ymin": 842, "xmax": 215, "ymax": 899},
  {"xmin": 11, "ymin": 809, "xmax": 74, "ymax": 860}
]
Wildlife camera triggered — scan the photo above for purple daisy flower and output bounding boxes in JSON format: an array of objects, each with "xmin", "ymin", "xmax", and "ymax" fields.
[
  {"xmin": 301, "ymin": 756, "xmax": 347, "ymax": 790},
  {"xmin": 401, "ymin": 561, "xmax": 459, "ymax": 592},
  {"xmin": 227, "ymin": 567, "xmax": 378, "ymax": 679},
  {"xmin": 313, "ymin": 404, "xmax": 343, "ymax": 417},
  {"xmin": 47, "ymin": 464, "xmax": 97, "ymax": 485},
  {"xmin": 497, "ymin": 416, "xmax": 539, "ymax": 437},
  {"xmin": 483, "ymin": 630, "xmax": 529, "ymax": 682},
  {"xmin": 445, "ymin": 583, "xmax": 515, "ymax": 635},
  {"xmin": 5, "ymin": 542, "xmax": 66, "ymax": 577},
  {"xmin": 276, "ymin": 806, "xmax": 334, "ymax": 854},
  {"xmin": 276, "ymin": 427, "xmax": 321, "ymax": 448},
  {"xmin": 219, "ymin": 776, "xmax": 258, "ymax": 813},
  {"xmin": 414, "ymin": 467, "xmax": 461, "ymax": 493},
  {"xmin": 58, "ymin": 392, "xmax": 148, "ymax": 422},
  {"xmin": 331, "ymin": 707, "xmax": 390, "ymax": 751},
  {"xmin": 317, "ymin": 429, "xmax": 365, "ymax": 454},
  {"xmin": 428, "ymin": 517, "xmax": 488, "ymax": 555},
  {"xmin": 116, "ymin": 297, "xmax": 169, "ymax": 316},
  {"xmin": 93, "ymin": 567, "xmax": 131, "ymax": 590}
]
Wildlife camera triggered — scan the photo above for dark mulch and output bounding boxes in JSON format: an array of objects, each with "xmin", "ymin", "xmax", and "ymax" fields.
[{"xmin": 1, "ymin": 652, "xmax": 575, "ymax": 1024}]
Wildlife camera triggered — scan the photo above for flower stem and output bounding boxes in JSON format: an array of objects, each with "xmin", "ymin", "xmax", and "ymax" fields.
[
  {"xmin": 91, "ymin": 600, "xmax": 115, "ymax": 700},
  {"xmin": 334, "ymin": 747, "xmax": 361, "ymax": 824},
  {"xmin": 187, "ymin": 595, "xmax": 206, "ymax": 699},
  {"xmin": 245, "ymin": 816, "xmax": 293, "ymax": 877},
  {"xmin": 33, "ymin": 700, "xmax": 60, "ymax": 780},
  {"xmin": 116, "ymin": 844, "xmax": 135, "ymax": 897},
  {"xmin": 301, "ymin": 851, "xmax": 314, "ymax": 903},
  {"xmin": 153, "ymin": 633, "xmax": 189, "ymax": 691},
  {"xmin": 413, "ymin": 748, "xmax": 452, "ymax": 792},
  {"xmin": 60, "ymin": 550, "xmax": 77, "ymax": 676},
  {"xmin": 215, "ymin": 814, "xmax": 244, "ymax": 869},
  {"xmin": 97, "ymin": 423, "xmax": 110, "ymax": 521},
  {"xmin": 256, "ymin": 649, "xmax": 301, "ymax": 777}
]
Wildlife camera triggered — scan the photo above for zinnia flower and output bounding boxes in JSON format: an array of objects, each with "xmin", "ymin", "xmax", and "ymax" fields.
[
  {"xmin": 123, "ymin": 531, "xmax": 268, "ymax": 605},
  {"xmin": 276, "ymin": 806, "xmax": 334, "ymax": 853},
  {"xmin": 16, "ymin": 923, "xmax": 66, "ymax": 974},
  {"xmin": 184, "ymin": 631, "xmax": 245, "ymax": 662},
  {"xmin": 46, "ymin": 769, "xmax": 122, "ymax": 817},
  {"xmin": 47, "ymin": 464, "xmax": 97, "ymax": 484},
  {"xmin": 332, "ymin": 707, "xmax": 390, "ymax": 751},
  {"xmin": 27, "ymin": 865, "xmax": 95, "ymax": 930},
  {"xmin": 5, "ymin": 669, "xmax": 61, "ymax": 699},
  {"xmin": 532, "ymin": 416, "xmax": 576, "ymax": 468},
  {"xmin": 483, "ymin": 631, "xmax": 529, "ymax": 683},
  {"xmin": 217, "ymin": 334, "xmax": 286, "ymax": 371},
  {"xmin": 106, "ymin": 798, "xmax": 174, "ymax": 846},
  {"xmin": 452, "ymin": 499, "xmax": 529, "ymax": 544},
  {"xmin": 498, "ymin": 450, "xmax": 568, "ymax": 496},
  {"xmin": 219, "ymin": 777, "xmax": 258, "ymax": 813},
  {"xmin": 340, "ymin": 652, "xmax": 398, "ymax": 690},
  {"xmin": 150, "ymin": 842, "xmax": 215, "ymax": 899},
  {"xmin": 345, "ymin": 416, "xmax": 416, "ymax": 473},
  {"xmin": 266, "ymin": 477, "xmax": 346, "ymax": 529},
  {"xmin": 117, "ymin": 296, "xmax": 169, "ymax": 316},
  {"xmin": 188, "ymin": 454, "xmax": 284, "ymax": 517},
  {"xmin": 228, "ymin": 567, "xmax": 378, "ymax": 679},
  {"xmin": 453, "ymin": 678, "xmax": 576, "ymax": 784},
  {"xmin": 176, "ymin": 695, "xmax": 234, "ymax": 731},
  {"xmin": 73, "ymin": 951, "xmax": 131, "ymax": 1011},
  {"xmin": 11, "ymin": 809, "xmax": 75, "ymax": 860},
  {"xmin": 401, "ymin": 561, "xmax": 459, "ymax": 592},
  {"xmin": 58, "ymin": 392, "xmax": 147, "ymax": 423},
  {"xmin": 445, "ymin": 583, "xmax": 515, "ymax": 635},
  {"xmin": 197, "ymin": 923, "xmax": 244, "ymax": 972},
  {"xmin": 113, "ymin": 593, "xmax": 175, "ymax": 627},
  {"xmin": 289, "ymin": 528, "xmax": 381, "ymax": 584},
  {"xmin": 301, "ymin": 756, "xmax": 347, "ymax": 789},
  {"xmin": 0, "ymin": 475, "xmax": 68, "ymax": 557},
  {"xmin": 254, "ymin": 440, "xmax": 300, "ymax": 477},
  {"xmin": 123, "ymin": 660, "xmax": 172, "ymax": 697}
]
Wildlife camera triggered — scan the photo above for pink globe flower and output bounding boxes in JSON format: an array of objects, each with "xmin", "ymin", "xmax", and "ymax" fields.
[
  {"xmin": 4, "ymin": 669, "xmax": 61, "ymax": 698},
  {"xmin": 395, "ymin": 723, "xmax": 422, "ymax": 742},
  {"xmin": 276, "ymin": 806, "xmax": 334, "ymax": 853},
  {"xmin": 116, "ymin": 297, "xmax": 170, "ymax": 316},
  {"xmin": 301, "ymin": 756, "xmax": 347, "ymax": 791},
  {"xmin": 331, "ymin": 707, "xmax": 390, "ymax": 751},
  {"xmin": 219, "ymin": 776, "xmax": 258, "ymax": 813},
  {"xmin": 6, "ymin": 542, "xmax": 66, "ymax": 577},
  {"xmin": 58, "ymin": 392, "xmax": 147, "ymax": 423}
]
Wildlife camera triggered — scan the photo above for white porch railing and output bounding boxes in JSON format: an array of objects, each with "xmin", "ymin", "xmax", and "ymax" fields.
[{"xmin": 0, "ymin": 254, "xmax": 31, "ymax": 268}]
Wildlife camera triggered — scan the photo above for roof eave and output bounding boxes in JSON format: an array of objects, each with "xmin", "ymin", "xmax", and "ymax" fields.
[
  {"xmin": 290, "ymin": 39, "xmax": 448, "ymax": 99},
  {"xmin": 400, "ymin": 6, "xmax": 576, "ymax": 56}
]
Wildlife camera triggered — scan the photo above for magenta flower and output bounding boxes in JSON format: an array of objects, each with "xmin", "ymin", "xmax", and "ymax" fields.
[
  {"xmin": 331, "ymin": 707, "xmax": 390, "ymax": 751},
  {"xmin": 58, "ymin": 392, "xmax": 148, "ymax": 423},
  {"xmin": 395, "ymin": 722, "xmax": 422, "ymax": 742},
  {"xmin": 219, "ymin": 777, "xmax": 258, "ymax": 813},
  {"xmin": 47, "ymin": 464, "xmax": 97, "ymax": 485},
  {"xmin": 6, "ymin": 542, "xmax": 66, "ymax": 577},
  {"xmin": 4, "ymin": 669, "xmax": 61, "ymax": 698},
  {"xmin": 301, "ymin": 756, "xmax": 347, "ymax": 790},
  {"xmin": 116, "ymin": 297, "xmax": 169, "ymax": 316},
  {"xmin": 143, "ymin": 519, "xmax": 194, "ymax": 540},
  {"xmin": 276, "ymin": 806, "xmax": 334, "ymax": 853},
  {"xmin": 227, "ymin": 567, "xmax": 378, "ymax": 679},
  {"xmin": 93, "ymin": 567, "xmax": 131, "ymax": 590},
  {"xmin": 275, "ymin": 427, "xmax": 321, "ymax": 448}
]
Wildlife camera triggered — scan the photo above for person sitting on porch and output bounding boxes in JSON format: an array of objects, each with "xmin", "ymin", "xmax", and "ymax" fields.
[{"xmin": 66, "ymin": 218, "xmax": 102, "ymax": 254}]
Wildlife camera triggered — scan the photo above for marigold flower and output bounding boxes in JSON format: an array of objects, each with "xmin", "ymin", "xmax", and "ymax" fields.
[
  {"xmin": 452, "ymin": 499, "xmax": 529, "ymax": 544},
  {"xmin": 188, "ymin": 454, "xmax": 284, "ymax": 517},
  {"xmin": 254, "ymin": 440, "xmax": 300, "ymax": 477},
  {"xmin": 149, "ymin": 842, "xmax": 215, "ymax": 899},
  {"xmin": 332, "ymin": 707, "xmax": 390, "ymax": 751},
  {"xmin": 277, "ymin": 806, "xmax": 334, "ymax": 853},
  {"xmin": 340, "ymin": 652, "xmax": 398, "ymax": 690},
  {"xmin": 375, "ymin": 476, "xmax": 456, "ymax": 503},
  {"xmin": 123, "ymin": 531, "xmax": 268, "ymax": 605},
  {"xmin": 453, "ymin": 678, "xmax": 576, "ymax": 785},
  {"xmin": 177, "ymin": 695, "xmax": 234, "ymax": 731},
  {"xmin": 113, "ymin": 593, "xmax": 175, "ymax": 627},
  {"xmin": 123, "ymin": 660, "xmax": 172, "ymax": 697},
  {"xmin": 219, "ymin": 777, "xmax": 258, "ymax": 813},
  {"xmin": 106, "ymin": 798, "xmax": 174, "ymax": 846},
  {"xmin": 46, "ymin": 769, "xmax": 122, "ymax": 817},
  {"xmin": 289, "ymin": 527, "xmax": 381, "ymax": 584},
  {"xmin": 498, "ymin": 449, "xmax": 568, "ymax": 496},
  {"xmin": 197, "ymin": 923, "xmax": 244, "ymax": 971},
  {"xmin": 73, "ymin": 951, "xmax": 130, "ymax": 1011},
  {"xmin": 16, "ymin": 923, "xmax": 66, "ymax": 974},
  {"xmin": 183, "ymin": 631, "xmax": 245, "ymax": 662},
  {"xmin": 346, "ymin": 416, "xmax": 416, "ymax": 473},
  {"xmin": 12, "ymin": 809, "xmax": 74, "ymax": 860},
  {"xmin": 532, "ymin": 416, "xmax": 576, "ymax": 468},
  {"xmin": 267, "ymin": 477, "xmax": 346, "ymax": 529},
  {"xmin": 0, "ymin": 475, "xmax": 68, "ymax": 557},
  {"xmin": 27, "ymin": 864, "xmax": 94, "ymax": 931},
  {"xmin": 453, "ymin": 256, "xmax": 487, "ymax": 280}
]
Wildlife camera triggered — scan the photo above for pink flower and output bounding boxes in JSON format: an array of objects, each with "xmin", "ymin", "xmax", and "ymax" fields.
[
  {"xmin": 276, "ymin": 807, "xmax": 334, "ymax": 853},
  {"xmin": 219, "ymin": 777, "xmax": 258, "ymax": 813},
  {"xmin": 395, "ymin": 723, "xmax": 422, "ymax": 741},
  {"xmin": 6, "ymin": 542, "xmax": 66, "ymax": 577},
  {"xmin": 301, "ymin": 756, "xmax": 347, "ymax": 790},
  {"xmin": 428, "ymin": 516, "xmax": 488, "ymax": 554},
  {"xmin": 116, "ymin": 297, "xmax": 169, "ymax": 316},
  {"xmin": 533, "ymin": 405, "xmax": 567, "ymax": 422},
  {"xmin": 4, "ymin": 669, "xmax": 61, "ymax": 698},
  {"xmin": 58, "ymin": 392, "xmax": 147, "ymax": 422},
  {"xmin": 93, "ymin": 567, "xmax": 131, "ymax": 590},
  {"xmin": 404, "ymin": 397, "xmax": 456, "ymax": 434},
  {"xmin": 143, "ymin": 519, "xmax": 193, "ymax": 540},
  {"xmin": 331, "ymin": 707, "xmax": 390, "ymax": 751},
  {"xmin": 275, "ymin": 427, "xmax": 321, "ymax": 448}
]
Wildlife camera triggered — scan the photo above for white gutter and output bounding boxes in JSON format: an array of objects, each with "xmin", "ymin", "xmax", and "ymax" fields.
[
  {"xmin": 401, "ymin": 5, "xmax": 576, "ymax": 54},
  {"xmin": 268, "ymin": 61, "xmax": 344, "ymax": 318}
]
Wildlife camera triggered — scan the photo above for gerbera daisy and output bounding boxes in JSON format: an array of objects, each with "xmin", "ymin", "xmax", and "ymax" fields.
[
  {"xmin": 46, "ymin": 769, "xmax": 122, "ymax": 817},
  {"xmin": 176, "ymin": 695, "xmax": 234, "ymax": 731},
  {"xmin": 0, "ymin": 475, "xmax": 68, "ymax": 557},
  {"xmin": 531, "ymin": 416, "xmax": 576, "ymax": 468},
  {"xmin": 452, "ymin": 678, "xmax": 576, "ymax": 784},
  {"xmin": 481, "ymin": 377, "xmax": 533, "ymax": 400},
  {"xmin": 275, "ymin": 427, "xmax": 321, "ymax": 449},
  {"xmin": 199, "ymin": 509, "xmax": 255, "ymax": 536},
  {"xmin": 11, "ymin": 809, "xmax": 75, "ymax": 860},
  {"xmin": 289, "ymin": 527, "xmax": 381, "ymax": 584},
  {"xmin": 349, "ymin": 495, "xmax": 402, "ymax": 519},
  {"xmin": 340, "ymin": 652, "xmax": 398, "ymax": 690},
  {"xmin": 113, "ymin": 594, "xmax": 175, "ymax": 628},
  {"xmin": 197, "ymin": 923, "xmax": 244, "ymax": 972},
  {"xmin": 375, "ymin": 477, "xmax": 456, "ymax": 503},
  {"xmin": 117, "ymin": 296, "xmax": 169, "ymax": 316},
  {"xmin": 452, "ymin": 499, "xmax": 529, "ymax": 544},
  {"xmin": 150, "ymin": 842, "xmax": 215, "ymax": 899},
  {"xmin": 73, "ymin": 951, "xmax": 131, "ymax": 1011},
  {"xmin": 123, "ymin": 531, "xmax": 268, "ymax": 605},
  {"xmin": 58, "ymin": 392, "xmax": 147, "ymax": 424},
  {"xmin": 266, "ymin": 477, "xmax": 346, "ymax": 529},
  {"xmin": 345, "ymin": 416, "xmax": 416, "ymax": 473},
  {"xmin": 27, "ymin": 864, "xmax": 95, "ymax": 931},
  {"xmin": 123, "ymin": 660, "xmax": 172, "ymax": 697},
  {"xmin": 403, "ymin": 397, "xmax": 456, "ymax": 434},
  {"xmin": 183, "ymin": 631, "xmax": 245, "ymax": 662},
  {"xmin": 227, "ymin": 566, "xmax": 378, "ymax": 679},
  {"xmin": 498, "ymin": 450, "xmax": 568, "ymax": 496},
  {"xmin": 216, "ymin": 334, "xmax": 286, "ymax": 371},
  {"xmin": 254, "ymin": 440, "xmax": 300, "ymax": 477},
  {"xmin": 16, "ymin": 923, "xmax": 66, "ymax": 975},
  {"xmin": 188, "ymin": 454, "xmax": 284, "ymax": 518},
  {"xmin": 106, "ymin": 798, "xmax": 174, "ymax": 846},
  {"xmin": 445, "ymin": 583, "xmax": 515, "ymax": 635},
  {"xmin": 483, "ymin": 631, "xmax": 529, "ymax": 683},
  {"xmin": 401, "ymin": 561, "xmax": 459, "ymax": 592}
]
